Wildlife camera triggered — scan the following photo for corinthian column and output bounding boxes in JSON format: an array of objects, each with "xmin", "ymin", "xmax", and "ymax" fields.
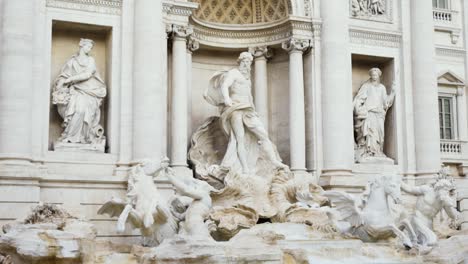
[
  {"xmin": 282, "ymin": 38, "xmax": 310, "ymax": 171},
  {"xmin": 133, "ymin": 0, "xmax": 166, "ymax": 161},
  {"xmin": 170, "ymin": 25, "xmax": 193, "ymax": 176},
  {"xmin": 411, "ymin": 0, "xmax": 441, "ymax": 176},
  {"xmin": 320, "ymin": 1, "xmax": 354, "ymax": 180},
  {"xmin": 0, "ymin": 0, "xmax": 35, "ymax": 173},
  {"xmin": 187, "ymin": 37, "xmax": 199, "ymax": 145},
  {"xmin": 249, "ymin": 46, "xmax": 271, "ymax": 129}
]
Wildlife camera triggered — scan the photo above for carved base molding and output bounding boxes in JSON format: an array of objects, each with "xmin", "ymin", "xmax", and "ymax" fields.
[{"xmin": 46, "ymin": 0, "xmax": 122, "ymax": 15}]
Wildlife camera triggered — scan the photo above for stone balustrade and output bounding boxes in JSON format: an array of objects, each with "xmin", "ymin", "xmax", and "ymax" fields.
[
  {"xmin": 433, "ymin": 8, "xmax": 453, "ymax": 23},
  {"xmin": 440, "ymin": 140, "xmax": 462, "ymax": 154}
]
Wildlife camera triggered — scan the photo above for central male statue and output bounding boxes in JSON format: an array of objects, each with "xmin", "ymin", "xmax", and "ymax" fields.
[{"xmin": 204, "ymin": 52, "xmax": 286, "ymax": 174}]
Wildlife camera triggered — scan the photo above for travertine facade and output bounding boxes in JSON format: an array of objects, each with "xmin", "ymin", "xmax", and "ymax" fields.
[{"xmin": 1, "ymin": 0, "xmax": 468, "ymax": 263}]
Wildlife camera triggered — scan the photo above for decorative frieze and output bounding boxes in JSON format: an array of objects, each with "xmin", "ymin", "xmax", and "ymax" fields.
[
  {"xmin": 350, "ymin": 28, "xmax": 401, "ymax": 48},
  {"xmin": 436, "ymin": 47, "xmax": 466, "ymax": 58},
  {"xmin": 192, "ymin": 18, "xmax": 312, "ymax": 49},
  {"xmin": 163, "ymin": 1, "xmax": 197, "ymax": 17},
  {"xmin": 46, "ymin": 0, "xmax": 121, "ymax": 15},
  {"xmin": 350, "ymin": 0, "xmax": 393, "ymax": 23}
]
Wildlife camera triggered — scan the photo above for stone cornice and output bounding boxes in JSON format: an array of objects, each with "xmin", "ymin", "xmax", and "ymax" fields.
[
  {"xmin": 349, "ymin": 28, "xmax": 401, "ymax": 48},
  {"xmin": 163, "ymin": 0, "xmax": 198, "ymax": 17},
  {"xmin": 191, "ymin": 16, "xmax": 313, "ymax": 49},
  {"xmin": 436, "ymin": 46, "xmax": 466, "ymax": 57},
  {"xmin": 46, "ymin": 0, "xmax": 122, "ymax": 15}
]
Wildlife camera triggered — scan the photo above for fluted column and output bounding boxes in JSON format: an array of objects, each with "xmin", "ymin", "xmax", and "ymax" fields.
[
  {"xmin": 133, "ymin": 0, "xmax": 166, "ymax": 161},
  {"xmin": 411, "ymin": 0, "xmax": 440, "ymax": 176},
  {"xmin": 170, "ymin": 25, "xmax": 192, "ymax": 176},
  {"xmin": 186, "ymin": 37, "xmax": 199, "ymax": 145},
  {"xmin": 457, "ymin": 87, "xmax": 468, "ymax": 141},
  {"xmin": 249, "ymin": 46, "xmax": 271, "ymax": 129},
  {"xmin": 320, "ymin": 0, "xmax": 354, "ymax": 178},
  {"xmin": 0, "ymin": 1, "xmax": 35, "ymax": 170},
  {"xmin": 282, "ymin": 38, "xmax": 310, "ymax": 171}
]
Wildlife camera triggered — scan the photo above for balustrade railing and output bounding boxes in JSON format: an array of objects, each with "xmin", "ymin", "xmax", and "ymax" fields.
[
  {"xmin": 440, "ymin": 140, "xmax": 462, "ymax": 154},
  {"xmin": 433, "ymin": 9, "xmax": 453, "ymax": 23}
]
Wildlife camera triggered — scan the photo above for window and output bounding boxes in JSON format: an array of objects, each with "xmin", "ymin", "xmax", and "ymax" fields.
[
  {"xmin": 439, "ymin": 96, "xmax": 454, "ymax": 139},
  {"xmin": 433, "ymin": 0, "xmax": 449, "ymax": 9}
]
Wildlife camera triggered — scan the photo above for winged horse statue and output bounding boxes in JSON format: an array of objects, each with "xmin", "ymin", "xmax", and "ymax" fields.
[
  {"xmin": 324, "ymin": 175, "xmax": 416, "ymax": 249},
  {"xmin": 98, "ymin": 158, "xmax": 178, "ymax": 246}
]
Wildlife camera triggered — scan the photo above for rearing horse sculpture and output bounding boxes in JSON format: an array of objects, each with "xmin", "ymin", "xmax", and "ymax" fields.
[{"xmin": 324, "ymin": 175, "xmax": 415, "ymax": 249}]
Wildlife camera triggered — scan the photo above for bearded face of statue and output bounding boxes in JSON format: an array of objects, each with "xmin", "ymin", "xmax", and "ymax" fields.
[{"xmin": 239, "ymin": 58, "xmax": 252, "ymax": 78}]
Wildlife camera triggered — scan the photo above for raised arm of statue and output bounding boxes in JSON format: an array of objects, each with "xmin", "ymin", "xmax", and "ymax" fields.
[
  {"xmin": 401, "ymin": 182, "xmax": 424, "ymax": 196},
  {"xmin": 385, "ymin": 83, "xmax": 396, "ymax": 109},
  {"xmin": 166, "ymin": 172, "xmax": 205, "ymax": 200},
  {"xmin": 440, "ymin": 193, "xmax": 460, "ymax": 220},
  {"xmin": 220, "ymin": 72, "xmax": 235, "ymax": 107}
]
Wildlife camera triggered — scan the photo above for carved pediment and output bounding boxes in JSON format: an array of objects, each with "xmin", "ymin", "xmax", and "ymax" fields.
[{"xmin": 438, "ymin": 71, "xmax": 465, "ymax": 87}]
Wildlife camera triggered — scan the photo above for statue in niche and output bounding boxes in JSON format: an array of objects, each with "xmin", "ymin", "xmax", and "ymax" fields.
[
  {"xmin": 203, "ymin": 52, "xmax": 287, "ymax": 174},
  {"xmin": 400, "ymin": 168, "xmax": 460, "ymax": 251},
  {"xmin": 52, "ymin": 38, "xmax": 107, "ymax": 152},
  {"xmin": 352, "ymin": 0, "xmax": 385, "ymax": 17},
  {"xmin": 353, "ymin": 67, "xmax": 395, "ymax": 163}
]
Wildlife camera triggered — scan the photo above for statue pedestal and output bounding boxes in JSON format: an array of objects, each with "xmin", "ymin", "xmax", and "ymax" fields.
[
  {"xmin": 358, "ymin": 156, "xmax": 394, "ymax": 165},
  {"xmin": 53, "ymin": 140, "xmax": 105, "ymax": 153}
]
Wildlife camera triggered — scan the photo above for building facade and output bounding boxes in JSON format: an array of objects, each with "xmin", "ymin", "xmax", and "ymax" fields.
[{"xmin": 1, "ymin": 0, "xmax": 468, "ymax": 242}]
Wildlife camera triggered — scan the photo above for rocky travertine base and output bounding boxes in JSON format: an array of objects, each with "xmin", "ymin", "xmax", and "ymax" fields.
[
  {"xmin": 0, "ymin": 219, "xmax": 96, "ymax": 264},
  {"xmin": 1, "ymin": 221, "xmax": 467, "ymax": 263},
  {"xmin": 140, "ymin": 223, "xmax": 468, "ymax": 264}
]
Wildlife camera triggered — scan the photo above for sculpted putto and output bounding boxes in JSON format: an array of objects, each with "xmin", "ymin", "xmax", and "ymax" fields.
[
  {"xmin": 52, "ymin": 38, "xmax": 106, "ymax": 149},
  {"xmin": 353, "ymin": 67, "xmax": 395, "ymax": 163},
  {"xmin": 204, "ymin": 52, "xmax": 286, "ymax": 174},
  {"xmin": 401, "ymin": 169, "xmax": 460, "ymax": 249},
  {"xmin": 352, "ymin": 0, "xmax": 385, "ymax": 16}
]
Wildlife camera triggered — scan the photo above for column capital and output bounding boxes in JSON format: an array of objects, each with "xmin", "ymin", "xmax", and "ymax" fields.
[
  {"xmin": 169, "ymin": 24, "xmax": 193, "ymax": 41},
  {"xmin": 248, "ymin": 46, "xmax": 273, "ymax": 60},
  {"xmin": 187, "ymin": 36, "xmax": 199, "ymax": 53},
  {"xmin": 282, "ymin": 38, "xmax": 311, "ymax": 54}
]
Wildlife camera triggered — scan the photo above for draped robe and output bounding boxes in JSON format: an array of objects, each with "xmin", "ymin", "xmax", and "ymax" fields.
[
  {"xmin": 53, "ymin": 55, "xmax": 106, "ymax": 143},
  {"xmin": 353, "ymin": 80, "xmax": 394, "ymax": 160}
]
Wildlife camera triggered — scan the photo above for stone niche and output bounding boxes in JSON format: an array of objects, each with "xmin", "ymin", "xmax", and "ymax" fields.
[
  {"xmin": 188, "ymin": 47, "xmax": 291, "ymax": 165},
  {"xmin": 351, "ymin": 54, "xmax": 398, "ymax": 164},
  {"xmin": 48, "ymin": 21, "xmax": 112, "ymax": 152}
]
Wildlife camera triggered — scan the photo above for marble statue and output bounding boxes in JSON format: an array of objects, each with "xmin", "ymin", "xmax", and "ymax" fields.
[
  {"xmin": 98, "ymin": 158, "xmax": 178, "ymax": 246},
  {"xmin": 352, "ymin": 0, "xmax": 385, "ymax": 16},
  {"xmin": 353, "ymin": 67, "xmax": 395, "ymax": 163},
  {"xmin": 166, "ymin": 169, "xmax": 216, "ymax": 240},
  {"xmin": 204, "ymin": 51, "xmax": 286, "ymax": 175},
  {"xmin": 52, "ymin": 38, "xmax": 107, "ymax": 152},
  {"xmin": 401, "ymin": 169, "xmax": 461, "ymax": 250},
  {"xmin": 324, "ymin": 175, "xmax": 415, "ymax": 248}
]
